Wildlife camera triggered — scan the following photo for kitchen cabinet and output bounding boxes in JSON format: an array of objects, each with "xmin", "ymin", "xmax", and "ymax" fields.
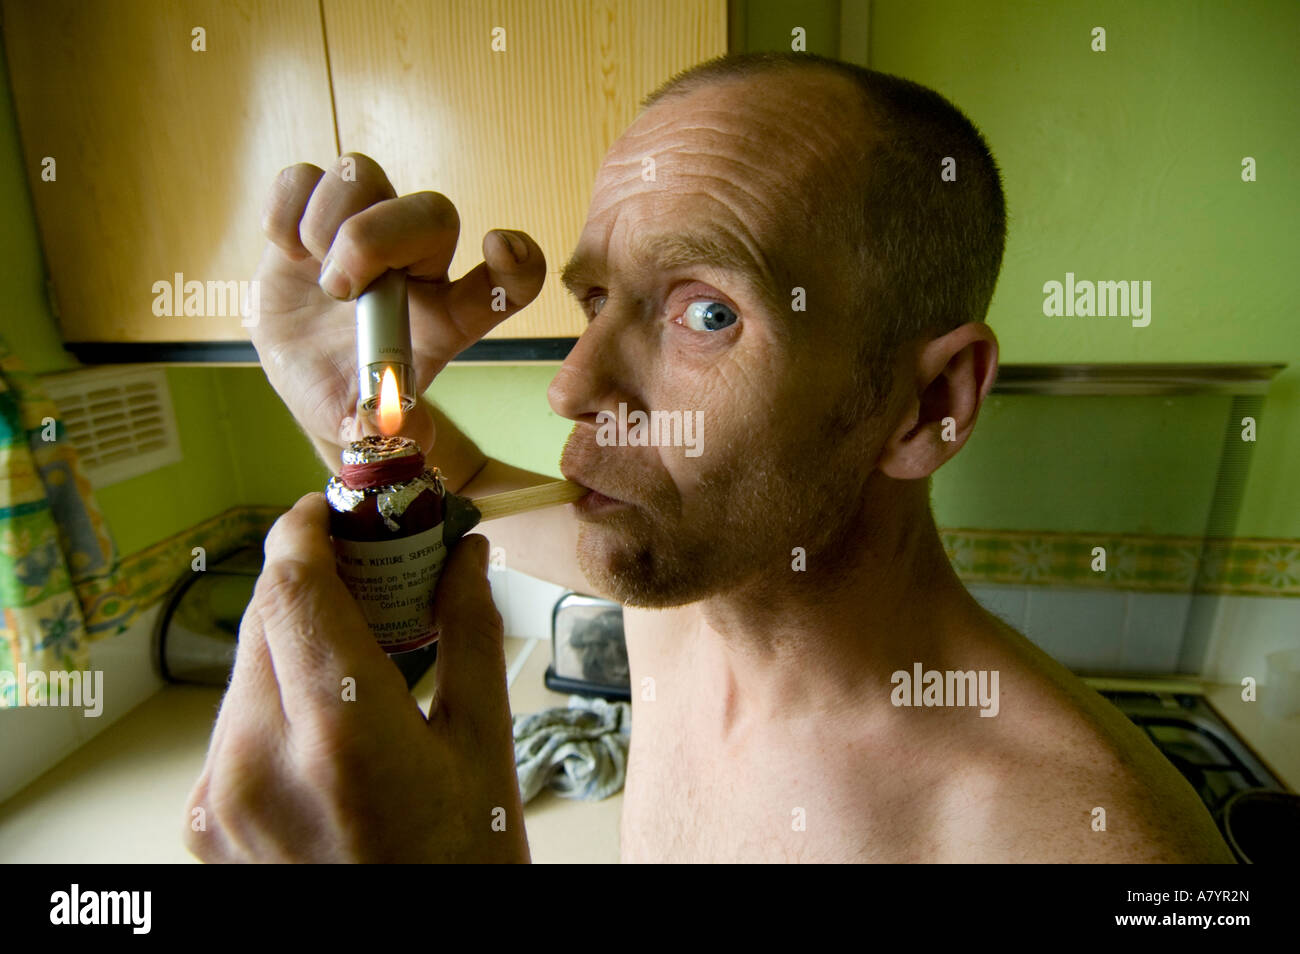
[
  {"xmin": 3, "ymin": 0, "xmax": 727, "ymax": 358},
  {"xmin": 3, "ymin": 0, "xmax": 337, "ymax": 349},
  {"xmin": 324, "ymin": 0, "xmax": 727, "ymax": 344}
]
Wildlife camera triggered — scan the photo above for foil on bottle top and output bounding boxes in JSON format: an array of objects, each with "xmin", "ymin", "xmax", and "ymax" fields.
[
  {"xmin": 326, "ymin": 436, "xmax": 445, "ymax": 533},
  {"xmin": 341, "ymin": 435, "xmax": 420, "ymax": 466}
]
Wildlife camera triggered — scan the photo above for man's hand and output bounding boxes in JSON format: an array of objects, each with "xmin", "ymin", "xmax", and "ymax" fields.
[
  {"xmin": 182, "ymin": 494, "xmax": 529, "ymax": 863},
  {"xmin": 250, "ymin": 152, "xmax": 546, "ymax": 462}
]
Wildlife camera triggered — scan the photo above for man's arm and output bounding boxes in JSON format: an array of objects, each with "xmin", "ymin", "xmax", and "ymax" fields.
[{"xmin": 457, "ymin": 456, "xmax": 600, "ymax": 599}]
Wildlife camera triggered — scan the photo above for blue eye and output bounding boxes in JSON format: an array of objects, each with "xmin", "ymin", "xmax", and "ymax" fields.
[{"xmin": 681, "ymin": 300, "xmax": 738, "ymax": 332}]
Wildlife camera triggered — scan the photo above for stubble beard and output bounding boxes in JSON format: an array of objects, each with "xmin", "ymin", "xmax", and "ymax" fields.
[{"xmin": 570, "ymin": 404, "xmax": 878, "ymax": 609}]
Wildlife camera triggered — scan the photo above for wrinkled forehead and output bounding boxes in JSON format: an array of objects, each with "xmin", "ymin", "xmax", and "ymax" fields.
[{"xmin": 591, "ymin": 73, "xmax": 869, "ymax": 234}]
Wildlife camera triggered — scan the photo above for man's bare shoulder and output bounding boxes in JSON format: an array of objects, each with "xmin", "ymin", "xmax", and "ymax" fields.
[
  {"xmin": 932, "ymin": 725, "xmax": 1236, "ymax": 863},
  {"xmin": 925, "ymin": 621, "xmax": 1235, "ymax": 863}
]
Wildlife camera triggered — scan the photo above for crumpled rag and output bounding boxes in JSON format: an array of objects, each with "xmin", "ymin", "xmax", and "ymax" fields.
[{"xmin": 513, "ymin": 694, "xmax": 631, "ymax": 803}]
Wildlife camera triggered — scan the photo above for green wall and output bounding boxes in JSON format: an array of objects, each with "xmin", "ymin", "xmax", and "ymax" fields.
[
  {"xmin": 739, "ymin": 0, "xmax": 1297, "ymax": 539},
  {"xmin": 864, "ymin": 0, "xmax": 1299, "ymax": 536},
  {"xmin": 739, "ymin": 0, "xmax": 844, "ymax": 55},
  {"xmin": 212, "ymin": 364, "xmax": 571, "ymax": 512},
  {"xmin": 3, "ymin": 1, "xmax": 1297, "ymax": 563},
  {"xmin": 90, "ymin": 369, "xmax": 241, "ymax": 556}
]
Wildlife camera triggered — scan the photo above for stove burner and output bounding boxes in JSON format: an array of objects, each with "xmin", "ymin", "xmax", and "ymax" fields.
[{"xmin": 1099, "ymin": 690, "xmax": 1288, "ymax": 861}]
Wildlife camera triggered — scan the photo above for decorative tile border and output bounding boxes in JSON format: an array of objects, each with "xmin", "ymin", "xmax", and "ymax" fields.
[
  {"xmin": 941, "ymin": 529, "xmax": 1300, "ymax": 596},
  {"xmin": 79, "ymin": 511, "xmax": 1300, "ymax": 641},
  {"xmin": 79, "ymin": 505, "xmax": 285, "ymax": 638}
]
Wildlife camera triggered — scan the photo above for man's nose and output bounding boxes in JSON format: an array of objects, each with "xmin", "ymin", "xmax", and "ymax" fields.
[{"xmin": 547, "ymin": 317, "xmax": 635, "ymax": 423}]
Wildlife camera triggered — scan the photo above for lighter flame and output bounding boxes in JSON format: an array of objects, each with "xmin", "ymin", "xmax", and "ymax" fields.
[{"xmin": 378, "ymin": 366, "xmax": 403, "ymax": 436}]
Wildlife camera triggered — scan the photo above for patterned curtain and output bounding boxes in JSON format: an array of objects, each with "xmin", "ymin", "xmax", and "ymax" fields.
[{"xmin": 0, "ymin": 337, "xmax": 115, "ymax": 707}]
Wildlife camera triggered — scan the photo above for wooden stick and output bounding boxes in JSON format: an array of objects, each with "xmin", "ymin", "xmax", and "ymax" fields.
[{"xmin": 470, "ymin": 479, "xmax": 587, "ymax": 522}]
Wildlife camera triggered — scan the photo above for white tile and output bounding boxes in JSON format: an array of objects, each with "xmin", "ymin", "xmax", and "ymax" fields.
[
  {"xmin": 967, "ymin": 584, "xmax": 1028, "ymax": 629},
  {"xmin": 79, "ymin": 604, "xmax": 167, "ymax": 743},
  {"xmin": 0, "ymin": 700, "xmax": 83, "ymax": 804},
  {"xmin": 0, "ymin": 604, "xmax": 173, "ymax": 803},
  {"xmin": 1120, "ymin": 592, "xmax": 1191, "ymax": 673},
  {"xmin": 1199, "ymin": 595, "xmax": 1300, "ymax": 686},
  {"xmin": 486, "ymin": 564, "xmax": 513, "ymax": 633},
  {"xmin": 1023, "ymin": 587, "xmax": 1126, "ymax": 671},
  {"xmin": 504, "ymin": 569, "xmax": 568, "ymax": 641},
  {"xmin": 1178, "ymin": 593, "xmax": 1223, "ymax": 672}
]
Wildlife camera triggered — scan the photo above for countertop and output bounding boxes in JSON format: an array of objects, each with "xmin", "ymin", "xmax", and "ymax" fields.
[
  {"xmin": 3, "ymin": 661, "xmax": 1295, "ymax": 864},
  {"xmin": 0, "ymin": 636, "xmax": 623, "ymax": 863},
  {"xmin": 1203, "ymin": 684, "xmax": 1300, "ymax": 791}
]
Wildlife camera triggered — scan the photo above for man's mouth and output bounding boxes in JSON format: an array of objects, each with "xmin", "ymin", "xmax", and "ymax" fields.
[
  {"xmin": 561, "ymin": 468, "xmax": 633, "ymax": 518},
  {"xmin": 571, "ymin": 488, "xmax": 629, "ymax": 518}
]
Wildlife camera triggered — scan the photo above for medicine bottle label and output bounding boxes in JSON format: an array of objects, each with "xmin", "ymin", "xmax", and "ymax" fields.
[{"xmin": 331, "ymin": 522, "xmax": 447, "ymax": 654}]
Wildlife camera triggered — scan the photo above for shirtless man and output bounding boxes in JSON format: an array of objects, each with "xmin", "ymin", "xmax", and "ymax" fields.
[{"xmin": 184, "ymin": 52, "xmax": 1234, "ymax": 863}]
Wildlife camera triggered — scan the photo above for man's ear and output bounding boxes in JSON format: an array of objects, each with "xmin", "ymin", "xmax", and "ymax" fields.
[{"xmin": 876, "ymin": 323, "xmax": 999, "ymax": 480}]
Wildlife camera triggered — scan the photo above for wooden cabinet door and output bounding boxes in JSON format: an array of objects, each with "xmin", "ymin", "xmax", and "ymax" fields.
[
  {"xmin": 4, "ymin": 0, "xmax": 337, "ymax": 345},
  {"xmin": 322, "ymin": 0, "xmax": 728, "ymax": 341}
]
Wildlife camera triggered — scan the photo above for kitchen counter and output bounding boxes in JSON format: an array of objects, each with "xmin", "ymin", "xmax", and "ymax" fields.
[
  {"xmin": 1203, "ymin": 684, "xmax": 1300, "ymax": 792},
  {"xmin": 0, "ymin": 636, "xmax": 623, "ymax": 863},
  {"xmin": 5, "ymin": 661, "xmax": 1294, "ymax": 864},
  {"xmin": 473, "ymin": 636, "xmax": 623, "ymax": 864}
]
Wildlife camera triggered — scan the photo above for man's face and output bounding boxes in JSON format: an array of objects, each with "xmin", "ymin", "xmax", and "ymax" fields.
[{"xmin": 551, "ymin": 72, "xmax": 894, "ymax": 607}]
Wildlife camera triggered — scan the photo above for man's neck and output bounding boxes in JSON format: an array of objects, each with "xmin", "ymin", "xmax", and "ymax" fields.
[{"xmin": 691, "ymin": 492, "xmax": 983, "ymax": 735}]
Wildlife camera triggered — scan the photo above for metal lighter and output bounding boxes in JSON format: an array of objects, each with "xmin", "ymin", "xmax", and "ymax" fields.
[{"xmin": 356, "ymin": 269, "xmax": 418, "ymax": 421}]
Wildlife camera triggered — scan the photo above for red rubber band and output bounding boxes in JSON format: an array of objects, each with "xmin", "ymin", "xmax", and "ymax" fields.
[{"xmin": 339, "ymin": 455, "xmax": 425, "ymax": 490}]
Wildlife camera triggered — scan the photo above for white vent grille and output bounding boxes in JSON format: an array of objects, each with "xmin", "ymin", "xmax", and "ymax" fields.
[{"xmin": 39, "ymin": 367, "xmax": 182, "ymax": 488}]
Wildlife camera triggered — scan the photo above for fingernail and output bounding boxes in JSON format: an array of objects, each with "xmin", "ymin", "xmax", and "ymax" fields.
[
  {"xmin": 319, "ymin": 257, "xmax": 352, "ymax": 299},
  {"xmin": 499, "ymin": 230, "xmax": 527, "ymax": 263}
]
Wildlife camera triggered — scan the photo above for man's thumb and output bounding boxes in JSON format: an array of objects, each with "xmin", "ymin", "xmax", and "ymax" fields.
[{"xmin": 430, "ymin": 534, "xmax": 509, "ymax": 723}]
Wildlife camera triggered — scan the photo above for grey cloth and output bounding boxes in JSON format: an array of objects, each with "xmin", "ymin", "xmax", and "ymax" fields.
[{"xmin": 513, "ymin": 694, "xmax": 632, "ymax": 803}]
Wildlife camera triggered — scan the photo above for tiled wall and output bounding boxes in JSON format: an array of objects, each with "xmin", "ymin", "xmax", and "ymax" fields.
[
  {"xmin": 482, "ymin": 567, "xmax": 1300, "ymax": 690},
  {"xmin": 968, "ymin": 583, "xmax": 1298, "ymax": 682},
  {"xmin": 488, "ymin": 565, "xmax": 570, "ymax": 641},
  {"xmin": 501, "ymin": 572, "xmax": 1300, "ymax": 686},
  {"xmin": 969, "ymin": 584, "xmax": 1187, "ymax": 672},
  {"xmin": 1194, "ymin": 595, "xmax": 1300, "ymax": 689},
  {"xmin": 0, "ymin": 603, "xmax": 164, "ymax": 803}
]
